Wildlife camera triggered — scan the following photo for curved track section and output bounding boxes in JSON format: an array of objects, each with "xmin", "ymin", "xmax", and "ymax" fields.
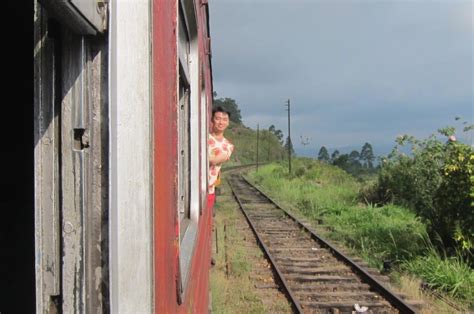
[{"xmin": 228, "ymin": 174, "xmax": 417, "ymax": 314}]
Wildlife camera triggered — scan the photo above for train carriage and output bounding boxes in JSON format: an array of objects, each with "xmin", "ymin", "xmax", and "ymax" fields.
[{"xmin": 33, "ymin": 0, "xmax": 214, "ymax": 312}]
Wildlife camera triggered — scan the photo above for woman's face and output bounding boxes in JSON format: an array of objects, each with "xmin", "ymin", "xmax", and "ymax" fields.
[{"xmin": 212, "ymin": 112, "xmax": 229, "ymax": 133}]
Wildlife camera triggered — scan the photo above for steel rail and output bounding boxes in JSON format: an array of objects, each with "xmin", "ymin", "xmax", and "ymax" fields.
[
  {"xmin": 239, "ymin": 174, "xmax": 417, "ymax": 314},
  {"xmin": 221, "ymin": 164, "xmax": 256, "ymax": 173},
  {"xmin": 227, "ymin": 177, "xmax": 304, "ymax": 314},
  {"xmin": 221, "ymin": 163, "xmax": 269, "ymax": 173}
]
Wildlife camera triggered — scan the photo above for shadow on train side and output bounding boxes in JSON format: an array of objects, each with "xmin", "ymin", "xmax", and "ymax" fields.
[{"xmin": 0, "ymin": 1, "xmax": 35, "ymax": 313}]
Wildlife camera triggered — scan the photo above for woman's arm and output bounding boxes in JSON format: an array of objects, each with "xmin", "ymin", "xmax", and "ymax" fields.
[{"xmin": 209, "ymin": 151, "xmax": 230, "ymax": 165}]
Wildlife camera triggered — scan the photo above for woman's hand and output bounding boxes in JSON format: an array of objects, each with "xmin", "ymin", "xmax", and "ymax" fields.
[{"xmin": 209, "ymin": 150, "xmax": 229, "ymax": 165}]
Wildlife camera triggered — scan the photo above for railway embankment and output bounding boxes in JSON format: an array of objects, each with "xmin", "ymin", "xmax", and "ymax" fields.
[{"xmin": 245, "ymin": 159, "xmax": 472, "ymax": 312}]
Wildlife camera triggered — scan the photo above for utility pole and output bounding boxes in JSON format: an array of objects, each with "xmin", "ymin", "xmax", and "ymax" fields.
[
  {"xmin": 256, "ymin": 124, "xmax": 259, "ymax": 172},
  {"xmin": 285, "ymin": 99, "xmax": 292, "ymax": 174},
  {"xmin": 267, "ymin": 131, "xmax": 271, "ymax": 162}
]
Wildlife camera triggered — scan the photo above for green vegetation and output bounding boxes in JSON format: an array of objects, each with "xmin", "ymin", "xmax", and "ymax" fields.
[
  {"xmin": 210, "ymin": 185, "xmax": 265, "ymax": 313},
  {"xmin": 402, "ymin": 248, "xmax": 474, "ymax": 304},
  {"xmin": 363, "ymin": 122, "xmax": 473, "ymax": 258},
  {"xmin": 248, "ymin": 160, "xmax": 427, "ymax": 264},
  {"xmin": 360, "ymin": 142, "xmax": 376, "ymax": 169},
  {"xmin": 210, "ymin": 175, "xmax": 291, "ymax": 313},
  {"xmin": 224, "ymin": 122, "xmax": 287, "ymax": 166},
  {"xmin": 212, "ymin": 94, "xmax": 287, "ymax": 167},
  {"xmin": 328, "ymin": 204, "xmax": 427, "ymax": 262},
  {"xmin": 317, "ymin": 146, "xmax": 330, "ymax": 162},
  {"xmin": 212, "ymin": 95, "xmax": 473, "ymax": 307},
  {"xmin": 247, "ymin": 155, "xmax": 473, "ymax": 308},
  {"xmin": 317, "ymin": 142, "xmax": 379, "ymax": 181}
]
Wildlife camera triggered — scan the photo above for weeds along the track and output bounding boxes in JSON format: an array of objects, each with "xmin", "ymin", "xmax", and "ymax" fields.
[
  {"xmin": 210, "ymin": 177, "xmax": 291, "ymax": 314},
  {"xmin": 246, "ymin": 161, "xmax": 472, "ymax": 312}
]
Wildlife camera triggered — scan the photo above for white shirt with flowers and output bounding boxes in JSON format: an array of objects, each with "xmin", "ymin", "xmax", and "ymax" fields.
[{"xmin": 208, "ymin": 134, "xmax": 234, "ymax": 194}]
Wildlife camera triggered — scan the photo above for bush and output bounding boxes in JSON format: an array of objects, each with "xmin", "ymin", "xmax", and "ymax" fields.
[
  {"xmin": 373, "ymin": 124, "xmax": 473, "ymax": 257},
  {"xmin": 249, "ymin": 158, "xmax": 474, "ymax": 305}
]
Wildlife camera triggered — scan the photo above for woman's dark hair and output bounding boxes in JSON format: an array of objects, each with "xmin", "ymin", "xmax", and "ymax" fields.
[{"xmin": 212, "ymin": 106, "xmax": 231, "ymax": 119}]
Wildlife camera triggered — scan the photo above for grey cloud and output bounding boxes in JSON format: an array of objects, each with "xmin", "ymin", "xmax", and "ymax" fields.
[{"xmin": 210, "ymin": 0, "xmax": 473, "ymax": 154}]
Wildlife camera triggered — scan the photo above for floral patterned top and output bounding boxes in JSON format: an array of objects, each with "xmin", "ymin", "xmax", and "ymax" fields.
[{"xmin": 208, "ymin": 134, "xmax": 234, "ymax": 194}]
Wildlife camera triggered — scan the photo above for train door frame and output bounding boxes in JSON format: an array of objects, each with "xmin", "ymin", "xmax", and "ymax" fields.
[
  {"xmin": 177, "ymin": 0, "xmax": 202, "ymax": 301},
  {"xmin": 200, "ymin": 67, "xmax": 209, "ymax": 212},
  {"xmin": 108, "ymin": 1, "xmax": 154, "ymax": 313}
]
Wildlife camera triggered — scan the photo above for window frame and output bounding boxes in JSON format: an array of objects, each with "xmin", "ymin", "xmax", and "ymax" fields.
[{"xmin": 176, "ymin": 0, "xmax": 202, "ymax": 302}]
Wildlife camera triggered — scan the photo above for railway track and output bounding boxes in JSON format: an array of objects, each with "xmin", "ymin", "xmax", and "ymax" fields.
[
  {"xmin": 227, "ymin": 173, "xmax": 418, "ymax": 314},
  {"xmin": 221, "ymin": 163, "xmax": 260, "ymax": 173}
]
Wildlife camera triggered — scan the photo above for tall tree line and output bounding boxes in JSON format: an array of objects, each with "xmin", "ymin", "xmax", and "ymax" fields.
[{"xmin": 317, "ymin": 142, "xmax": 376, "ymax": 176}]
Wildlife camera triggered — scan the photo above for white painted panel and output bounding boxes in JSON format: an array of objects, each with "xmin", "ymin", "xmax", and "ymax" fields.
[
  {"xmin": 189, "ymin": 42, "xmax": 200, "ymax": 222},
  {"xmin": 177, "ymin": 0, "xmax": 200, "ymax": 297},
  {"xmin": 109, "ymin": 1, "xmax": 153, "ymax": 313},
  {"xmin": 200, "ymin": 92, "xmax": 208, "ymax": 200}
]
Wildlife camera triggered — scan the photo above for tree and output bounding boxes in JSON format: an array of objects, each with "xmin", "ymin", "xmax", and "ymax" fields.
[
  {"xmin": 349, "ymin": 150, "xmax": 360, "ymax": 160},
  {"xmin": 268, "ymin": 125, "xmax": 284, "ymax": 145},
  {"xmin": 349, "ymin": 150, "xmax": 362, "ymax": 167},
  {"xmin": 375, "ymin": 123, "xmax": 474, "ymax": 256},
  {"xmin": 331, "ymin": 150, "xmax": 340, "ymax": 163},
  {"xmin": 213, "ymin": 93, "xmax": 242, "ymax": 124},
  {"xmin": 360, "ymin": 142, "xmax": 375, "ymax": 168},
  {"xmin": 333, "ymin": 154, "xmax": 350, "ymax": 168},
  {"xmin": 317, "ymin": 146, "xmax": 330, "ymax": 163}
]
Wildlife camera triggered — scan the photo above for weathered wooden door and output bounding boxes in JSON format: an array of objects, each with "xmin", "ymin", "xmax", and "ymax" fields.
[{"xmin": 34, "ymin": 1, "xmax": 108, "ymax": 312}]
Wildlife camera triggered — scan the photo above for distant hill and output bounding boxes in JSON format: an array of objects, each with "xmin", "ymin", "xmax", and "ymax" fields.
[
  {"xmin": 211, "ymin": 94, "xmax": 289, "ymax": 166},
  {"xmin": 224, "ymin": 122, "xmax": 287, "ymax": 166}
]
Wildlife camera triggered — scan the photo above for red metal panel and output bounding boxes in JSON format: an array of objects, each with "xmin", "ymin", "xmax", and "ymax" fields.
[
  {"xmin": 153, "ymin": 0, "xmax": 213, "ymax": 313},
  {"xmin": 205, "ymin": 37, "xmax": 211, "ymax": 56},
  {"xmin": 153, "ymin": 0, "xmax": 179, "ymax": 312},
  {"xmin": 178, "ymin": 1, "xmax": 213, "ymax": 311}
]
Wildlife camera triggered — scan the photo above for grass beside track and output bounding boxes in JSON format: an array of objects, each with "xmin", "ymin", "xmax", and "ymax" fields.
[
  {"xmin": 246, "ymin": 159, "xmax": 473, "ymax": 310},
  {"xmin": 210, "ymin": 176, "xmax": 291, "ymax": 313}
]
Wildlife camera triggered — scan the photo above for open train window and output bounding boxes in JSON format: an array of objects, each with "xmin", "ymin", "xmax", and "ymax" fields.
[
  {"xmin": 177, "ymin": 0, "xmax": 202, "ymax": 302},
  {"xmin": 178, "ymin": 72, "xmax": 191, "ymax": 233},
  {"xmin": 200, "ymin": 66, "xmax": 209, "ymax": 212}
]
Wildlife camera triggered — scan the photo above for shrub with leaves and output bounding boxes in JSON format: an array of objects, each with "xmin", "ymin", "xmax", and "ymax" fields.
[{"xmin": 372, "ymin": 123, "xmax": 473, "ymax": 257}]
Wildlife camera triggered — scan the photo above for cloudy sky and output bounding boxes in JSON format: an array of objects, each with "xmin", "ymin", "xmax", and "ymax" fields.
[{"xmin": 209, "ymin": 0, "xmax": 473, "ymax": 157}]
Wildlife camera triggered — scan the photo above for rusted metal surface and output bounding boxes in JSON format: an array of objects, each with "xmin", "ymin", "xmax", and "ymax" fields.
[
  {"xmin": 228, "ymin": 174, "xmax": 418, "ymax": 314},
  {"xmin": 153, "ymin": 0, "xmax": 214, "ymax": 313},
  {"xmin": 152, "ymin": 0, "xmax": 179, "ymax": 311}
]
